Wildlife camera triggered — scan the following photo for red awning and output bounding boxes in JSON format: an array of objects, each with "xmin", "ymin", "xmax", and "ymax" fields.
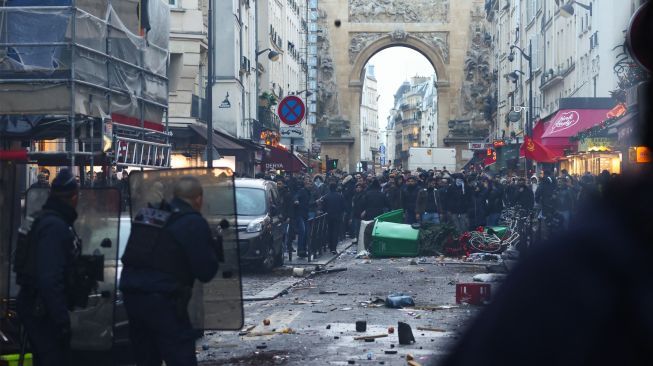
[
  {"xmin": 263, "ymin": 146, "xmax": 308, "ymax": 172},
  {"xmin": 541, "ymin": 108, "xmax": 612, "ymax": 148}
]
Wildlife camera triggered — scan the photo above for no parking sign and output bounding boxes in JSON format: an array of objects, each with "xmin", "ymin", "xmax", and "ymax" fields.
[{"xmin": 277, "ymin": 96, "xmax": 305, "ymax": 126}]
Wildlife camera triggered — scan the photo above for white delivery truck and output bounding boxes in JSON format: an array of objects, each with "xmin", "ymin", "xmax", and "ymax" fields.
[{"xmin": 407, "ymin": 147, "xmax": 456, "ymax": 172}]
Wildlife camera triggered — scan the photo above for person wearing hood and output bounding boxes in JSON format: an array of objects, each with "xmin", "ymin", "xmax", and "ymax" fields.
[
  {"xmin": 445, "ymin": 174, "xmax": 472, "ymax": 232},
  {"xmin": 401, "ymin": 175, "xmax": 421, "ymax": 224}
]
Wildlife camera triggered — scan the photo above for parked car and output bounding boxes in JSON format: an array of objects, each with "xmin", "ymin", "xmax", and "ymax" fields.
[{"xmin": 231, "ymin": 178, "xmax": 285, "ymax": 271}]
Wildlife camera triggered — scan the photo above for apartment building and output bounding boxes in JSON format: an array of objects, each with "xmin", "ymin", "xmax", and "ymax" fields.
[{"xmin": 360, "ymin": 65, "xmax": 380, "ymax": 169}]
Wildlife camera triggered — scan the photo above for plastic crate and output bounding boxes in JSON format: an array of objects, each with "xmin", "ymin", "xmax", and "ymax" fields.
[
  {"xmin": 455, "ymin": 283, "xmax": 491, "ymax": 305},
  {"xmin": 370, "ymin": 221, "xmax": 419, "ymax": 257},
  {"xmin": 0, "ymin": 354, "xmax": 33, "ymax": 366}
]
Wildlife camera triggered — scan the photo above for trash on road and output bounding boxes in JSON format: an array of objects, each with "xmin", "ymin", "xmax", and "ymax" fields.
[
  {"xmin": 416, "ymin": 327, "xmax": 446, "ymax": 332},
  {"xmin": 263, "ymin": 319, "xmax": 271, "ymax": 326},
  {"xmin": 359, "ymin": 298, "xmax": 385, "ymax": 308},
  {"xmin": 387, "ymin": 326, "xmax": 395, "ymax": 334},
  {"xmin": 292, "ymin": 300, "xmax": 322, "ymax": 305},
  {"xmin": 472, "ymin": 273, "xmax": 507, "ymax": 282},
  {"xmin": 355, "ymin": 250, "xmax": 370, "ymax": 259},
  {"xmin": 414, "ymin": 305, "xmax": 458, "ymax": 311},
  {"xmin": 466, "ymin": 253, "xmax": 501, "ymax": 262},
  {"xmin": 355, "ymin": 320, "xmax": 367, "ymax": 332},
  {"xmin": 312, "ymin": 267, "xmax": 348, "ymax": 275},
  {"xmin": 398, "ymin": 322, "xmax": 416, "ymax": 345},
  {"xmin": 292, "ymin": 268, "xmax": 306, "ymax": 277},
  {"xmin": 385, "ymin": 293, "xmax": 415, "ymax": 308},
  {"xmin": 353, "ymin": 333, "xmax": 388, "ymax": 341}
]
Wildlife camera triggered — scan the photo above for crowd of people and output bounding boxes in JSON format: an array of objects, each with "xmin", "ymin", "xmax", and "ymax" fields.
[{"xmin": 255, "ymin": 166, "xmax": 621, "ymax": 255}]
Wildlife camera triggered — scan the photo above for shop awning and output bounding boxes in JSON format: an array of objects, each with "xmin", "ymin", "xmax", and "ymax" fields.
[
  {"xmin": 541, "ymin": 108, "xmax": 612, "ymax": 148},
  {"xmin": 189, "ymin": 125, "xmax": 246, "ymax": 151},
  {"xmin": 263, "ymin": 145, "xmax": 308, "ymax": 172}
]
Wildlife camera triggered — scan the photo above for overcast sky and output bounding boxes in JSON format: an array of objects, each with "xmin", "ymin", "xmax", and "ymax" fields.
[{"xmin": 367, "ymin": 47, "xmax": 435, "ymax": 130}]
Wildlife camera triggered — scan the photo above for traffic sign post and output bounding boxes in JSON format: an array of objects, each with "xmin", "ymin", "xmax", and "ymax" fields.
[{"xmin": 277, "ymin": 96, "xmax": 306, "ymax": 169}]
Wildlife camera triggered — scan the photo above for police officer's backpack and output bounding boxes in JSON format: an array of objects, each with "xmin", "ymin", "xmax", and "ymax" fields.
[
  {"xmin": 13, "ymin": 210, "xmax": 61, "ymax": 286},
  {"xmin": 14, "ymin": 210, "xmax": 101, "ymax": 309},
  {"xmin": 121, "ymin": 204, "xmax": 197, "ymax": 287}
]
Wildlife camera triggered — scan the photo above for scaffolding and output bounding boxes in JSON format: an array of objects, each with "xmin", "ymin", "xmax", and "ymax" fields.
[{"xmin": 0, "ymin": 0, "xmax": 171, "ymax": 169}]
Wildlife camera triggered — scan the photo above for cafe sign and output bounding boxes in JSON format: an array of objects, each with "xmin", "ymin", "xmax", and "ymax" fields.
[{"xmin": 579, "ymin": 137, "xmax": 615, "ymax": 152}]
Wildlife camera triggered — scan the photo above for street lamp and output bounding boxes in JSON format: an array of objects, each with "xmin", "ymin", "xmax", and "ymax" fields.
[
  {"xmin": 508, "ymin": 40, "xmax": 533, "ymax": 177},
  {"xmin": 560, "ymin": 1, "xmax": 593, "ymax": 17},
  {"xmin": 256, "ymin": 48, "xmax": 281, "ymax": 61}
]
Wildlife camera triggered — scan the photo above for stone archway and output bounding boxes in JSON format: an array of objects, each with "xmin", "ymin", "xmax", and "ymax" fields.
[{"xmin": 316, "ymin": 0, "xmax": 487, "ymax": 172}]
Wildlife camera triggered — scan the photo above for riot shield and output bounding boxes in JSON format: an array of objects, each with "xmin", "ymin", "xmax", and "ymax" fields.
[
  {"xmin": 127, "ymin": 168, "xmax": 243, "ymax": 330},
  {"xmin": 22, "ymin": 187, "xmax": 121, "ymax": 351}
]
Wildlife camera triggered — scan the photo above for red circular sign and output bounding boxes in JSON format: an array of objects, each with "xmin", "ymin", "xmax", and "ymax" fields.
[{"xmin": 277, "ymin": 96, "xmax": 306, "ymax": 126}]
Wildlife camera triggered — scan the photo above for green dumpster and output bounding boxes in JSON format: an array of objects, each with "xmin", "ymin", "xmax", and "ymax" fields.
[
  {"xmin": 375, "ymin": 209, "xmax": 404, "ymax": 223},
  {"xmin": 371, "ymin": 213, "xmax": 420, "ymax": 257},
  {"xmin": 485, "ymin": 226, "xmax": 508, "ymax": 238}
]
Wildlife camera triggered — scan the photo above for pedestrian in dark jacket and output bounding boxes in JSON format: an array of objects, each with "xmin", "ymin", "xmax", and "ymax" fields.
[
  {"xmin": 554, "ymin": 177, "xmax": 575, "ymax": 229},
  {"xmin": 361, "ymin": 179, "xmax": 389, "ymax": 220},
  {"xmin": 515, "ymin": 178, "xmax": 535, "ymax": 210},
  {"xmin": 16, "ymin": 169, "xmax": 80, "ymax": 366},
  {"xmin": 292, "ymin": 180, "xmax": 310, "ymax": 257},
  {"xmin": 468, "ymin": 179, "xmax": 488, "ymax": 229},
  {"xmin": 322, "ymin": 183, "xmax": 346, "ymax": 253},
  {"xmin": 384, "ymin": 179, "xmax": 402, "ymax": 211},
  {"xmin": 485, "ymin": 179, "xmax": 503, "ymax": 226},
  {"xmin": 535, "ymin": 175, "xmax": 556, "ymax": 215},
  {"xmin": 401, "ymin": 176, "xmax": 420, "ymax": 224},
  {"xmin": 351, "ymin": 183, "xmax": 365, "ymax": 237},
  {"xmin": 416, "ymin": 177, "xmax": 442, "ymax": 224},
  {"xmin": 445, "ymin": 175, "xmax": 471, "ymax": 232}
]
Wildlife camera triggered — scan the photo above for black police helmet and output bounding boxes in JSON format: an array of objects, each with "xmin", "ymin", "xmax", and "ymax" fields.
[{"xmin": 51, "ymin": 168, "xmax": 79, "ymax": 193}]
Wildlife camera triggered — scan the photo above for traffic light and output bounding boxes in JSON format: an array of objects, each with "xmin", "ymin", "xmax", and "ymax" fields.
[{"xmin": 326, "ymin": 159, "xmax": 338, "ymax": 171}]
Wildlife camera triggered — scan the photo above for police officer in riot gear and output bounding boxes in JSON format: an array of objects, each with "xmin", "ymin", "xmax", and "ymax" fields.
[
  {"xmin": 120, "ymin": 175, "xmax": 220, "ymax": 366},
  {"xmin": 15, "ymin": 168, "xmax": 80, "ymax": 366}
]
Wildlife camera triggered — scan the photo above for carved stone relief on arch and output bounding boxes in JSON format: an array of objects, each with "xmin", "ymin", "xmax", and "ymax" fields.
[{"xmin": 348, "ymin": 0, "xmax": 450, "ymax": 23}]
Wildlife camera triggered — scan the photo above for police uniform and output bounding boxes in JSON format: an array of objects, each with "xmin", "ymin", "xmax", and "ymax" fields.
[
  {"xmin": 120, "ymin": 196, "xmax": 219, "ymax": 366},
  {"xmin": 15, "ymin": 169, "xmax": 80, "ymax": 366}
]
